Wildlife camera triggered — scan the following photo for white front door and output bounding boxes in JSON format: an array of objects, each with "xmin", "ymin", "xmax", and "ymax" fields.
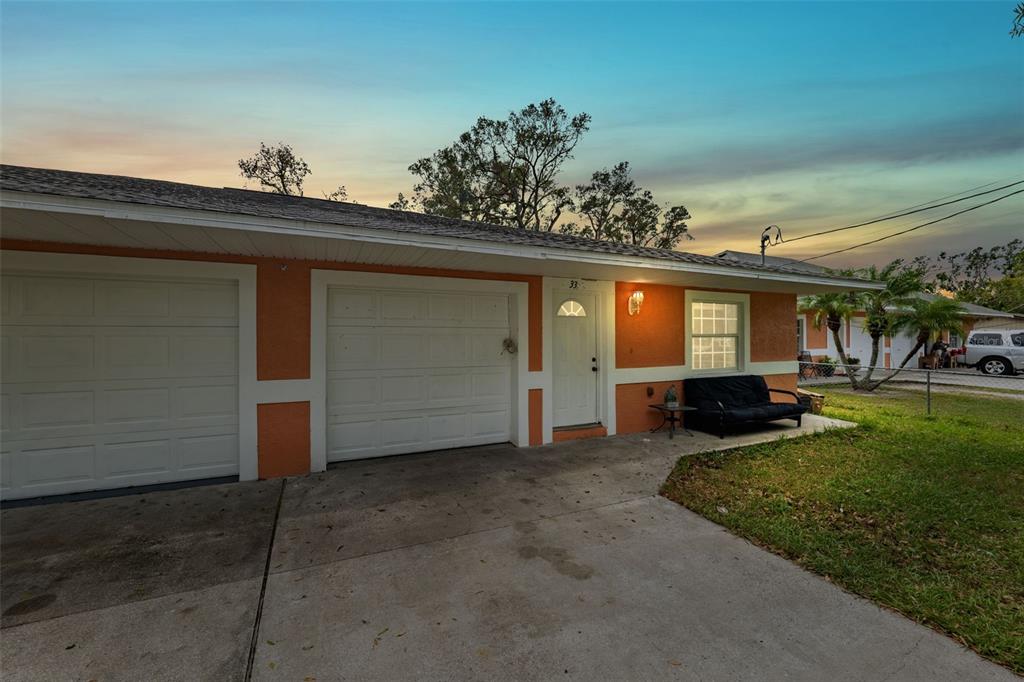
[{"xmin": 553, "ymin": 292, "xmax": 599, "ymax": 427}]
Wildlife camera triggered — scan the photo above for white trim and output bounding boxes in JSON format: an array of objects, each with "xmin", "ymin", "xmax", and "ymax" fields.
[
  {"xmin": 253, "ymin": 379, "xmax": 315, "ymax": 405},
  {"xmin": 612, "ymin": 360, "xmax": 798, "ymax": 386},
  {"xmin": 0, "ymin": 249, "xmax": 260, "ymax": 481},
  {"xmin": 310, "ymin": 271, "xmax": 329, "ymax": 473},
  {"xmin": 684, "ymin": 289, "xmax": 751, "ymax": 375},
  {"xmin": 541, "ymin": 278, "xmax": 554, "ymax": 443},
  {"xmin": 309, "ymin": 269, "xmax": 531, "ymax": 468},
  {"xmin": 749, "ymin": 360, "xmax": 799, "ymax": 375},
  {"xmin": 613, "ymin": 365, "xmax": 688, "ymax": 385},
  {"xmin": 1, "ymin": 190, "xmax": 882, "ymax": 291}
]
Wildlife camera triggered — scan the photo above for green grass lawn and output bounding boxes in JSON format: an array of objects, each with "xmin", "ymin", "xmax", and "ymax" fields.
[{"xmin": 661, "ymin": 388, "xmax": 1024, "ymax": 672}]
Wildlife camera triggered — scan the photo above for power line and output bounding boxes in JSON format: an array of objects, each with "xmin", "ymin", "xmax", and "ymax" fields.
[
  {"xmin": 799, "ymin": 188, "xmax": 1024, "ymax": 262},
  {"xmin": 781, "ymin": 179, "xmax": 1024, "ymax": 244},
  {"xmin": 868, "ymin": 174, "xmax": 1023, "ymax": 219}
]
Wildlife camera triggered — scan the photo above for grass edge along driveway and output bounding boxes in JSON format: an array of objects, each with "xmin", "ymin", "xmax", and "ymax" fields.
[{"xmin": 661, "ymin": 388, "xmax": 1023, "ymax": 673}]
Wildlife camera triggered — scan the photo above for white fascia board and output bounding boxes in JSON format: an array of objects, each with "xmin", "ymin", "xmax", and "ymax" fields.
[{"xmin": 1, "ymin": 190, "xmax": 882, "ymax": 291}]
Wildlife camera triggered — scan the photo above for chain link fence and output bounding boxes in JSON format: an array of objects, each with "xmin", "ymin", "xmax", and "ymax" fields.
[{"xmin": 797, "ymin": 362, "xmax": 1024, "ymax": 415}]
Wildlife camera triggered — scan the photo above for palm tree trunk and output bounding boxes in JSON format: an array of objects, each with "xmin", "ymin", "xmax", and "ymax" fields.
[
  {"xmin": 868, "ymin": 335, "xmax": 926, "ymax": 390},
  {"xmin": 829, "ymin": 325, "xmax": 859, "ymax": 389},
  {"xmin": 860, "ymin": 334, "xmax": 883, "ymax": 387}
]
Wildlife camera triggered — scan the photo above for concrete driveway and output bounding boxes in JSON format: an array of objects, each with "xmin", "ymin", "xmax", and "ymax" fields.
[{"xmin": 2, "ymin": 418, "xmax": 1015, "ymax": 681}]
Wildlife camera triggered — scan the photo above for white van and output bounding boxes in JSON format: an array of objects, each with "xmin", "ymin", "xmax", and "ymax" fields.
[{"xmin": 965, "ymin": 329, "xmax": 1024, "ymax": 375}]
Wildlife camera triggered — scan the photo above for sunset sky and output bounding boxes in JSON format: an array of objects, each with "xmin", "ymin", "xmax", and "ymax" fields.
[{"xmin": 2, "ymin": 1, "xmax": 1021, "ymax": 268}]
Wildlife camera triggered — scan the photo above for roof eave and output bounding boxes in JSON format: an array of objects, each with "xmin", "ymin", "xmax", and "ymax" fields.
[{"xmin": 0, "ymin": 189, "xmax": 882, "ymax": 291}]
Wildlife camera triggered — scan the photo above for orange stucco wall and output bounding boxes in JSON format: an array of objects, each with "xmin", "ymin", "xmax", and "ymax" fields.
[
  {"xmin": 258, "ymin": 262, "xmax": 312, "ymax": 380},
  {"xmin": 552, "ymin": 424, "xmax": 607, "ymax": 442},
  {"xmin": 257, "ymin": 401, "xmax": 311, "ymax": 478},
  {"xmin": 615, "ymin": 380, "xmax": 683, "ymax": 434},
  {"xmin": 750, "ymin": 293, "xmax": 797, "ymax": 362},
  {"xmin": 615, "ymin": 282, "xmax": 687, "ymax": 368},
  {"xmin": 762, "ymin": 373, "xmax": 799, "ymax": 401},
  {"xmin": 805, "ymin": 313, "xmax": 828, "ymax": 349},
  {"xmin": 528, "ymin": 389, "xmax": 543, "ymax": 446}
]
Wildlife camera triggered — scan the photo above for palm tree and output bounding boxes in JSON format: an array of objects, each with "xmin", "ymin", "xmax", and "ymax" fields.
[
  {"xmin": 798, "ymin": 292, "xmax": 862, "ymax": 389},
  {"xmin": 846, "ymin": 262, "xmax": 924, "ymax": 386},
  {"xmin": 871, "ymin": 297, "xmax": 965, "ymax": 389}
]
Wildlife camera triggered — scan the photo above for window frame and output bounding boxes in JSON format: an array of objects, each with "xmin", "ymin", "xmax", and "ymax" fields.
[{"xmin": 684, "ymin": 290, "xmax": 750, "ymax": 375}]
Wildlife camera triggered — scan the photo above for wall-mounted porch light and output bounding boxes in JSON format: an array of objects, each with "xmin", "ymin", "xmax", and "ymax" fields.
[{"xmin": 628, "ymin": 290, "xmax": 645, "ymax": 316}]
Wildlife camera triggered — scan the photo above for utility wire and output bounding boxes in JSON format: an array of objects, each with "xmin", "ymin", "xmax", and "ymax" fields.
[
  {"xmin": 799, "ymin": 188, "xmax": 1024, "ymax": 262},
  {"xmin": 868, "ymin": 174, "xmax": 1023, "ymax": 219},
  {"xmin": 782, "ymin": 179, "xmax": 1024, "ymax": 244}
]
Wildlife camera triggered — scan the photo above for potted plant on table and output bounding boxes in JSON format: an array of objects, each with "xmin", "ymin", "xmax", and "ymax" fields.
[{"xmin": 819, "ymin": 356, "xmax": 837, "ymax": 377}]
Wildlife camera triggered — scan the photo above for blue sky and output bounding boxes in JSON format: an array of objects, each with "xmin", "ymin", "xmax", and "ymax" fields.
[{"xmin": 2, "ymin": 1, "xmax": 1021, "ymax": 266}]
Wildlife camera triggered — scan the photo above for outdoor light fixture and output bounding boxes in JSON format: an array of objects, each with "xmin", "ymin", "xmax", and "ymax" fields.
[{"xmin": 628, "ymin": 290, "xmax": 645, "ymax": 316}]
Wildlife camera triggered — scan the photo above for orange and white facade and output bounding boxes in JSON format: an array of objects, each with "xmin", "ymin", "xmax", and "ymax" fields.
[{"xmin": 0, "ymin": 171, "xmax": 877, "ymax": 500}]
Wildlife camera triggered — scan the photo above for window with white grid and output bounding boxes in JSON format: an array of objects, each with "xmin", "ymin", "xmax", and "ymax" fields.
[{"xmin": 691, "ymin": 301, "xmax": 740, "ymax": 370}]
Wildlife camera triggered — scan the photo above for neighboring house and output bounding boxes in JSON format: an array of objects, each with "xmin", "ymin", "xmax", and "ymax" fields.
[
  {"xmin": 799, "ymin": 294, "xmax": 1023, "ymax": 368},
  {"xmin": 716, "ymin": 250, "xmax": 1023, "ymax": 368},
  {"xmin": 0, "ymin": 166, "xmax": 877, "ymax": 500}
]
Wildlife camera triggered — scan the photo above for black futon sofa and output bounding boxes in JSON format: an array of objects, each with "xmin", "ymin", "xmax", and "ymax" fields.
[{"xmin": 684, "ymin": 375, "xmax": 806, "ymax": 438}]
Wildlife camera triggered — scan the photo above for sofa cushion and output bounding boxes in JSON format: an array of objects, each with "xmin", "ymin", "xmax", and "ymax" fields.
[
  {"xmin": 684, "ymin": 375, "xmax": 771, "ymax": 409},
  {"xmin": 723, "ymin": 402, "xmax": 806, "ymax": 423}
]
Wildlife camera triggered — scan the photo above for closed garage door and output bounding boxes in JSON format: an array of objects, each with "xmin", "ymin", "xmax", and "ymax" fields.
[
  {"xmin": 326, "ymin": 284, "xmax": 512, "ymax": 461},
  {"xmin": 1, "ymin": 272, "xmax": 239, "ymax": 500}
]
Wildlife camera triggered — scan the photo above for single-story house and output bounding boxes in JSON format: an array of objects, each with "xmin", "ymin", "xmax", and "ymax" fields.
[
  {"xmin": 0, "ymin": 166, "xmax": 877, "ymax": 500},
  {"xmin": 717, "ymin": 251, "xmax": 1023, "ymax": 368}
]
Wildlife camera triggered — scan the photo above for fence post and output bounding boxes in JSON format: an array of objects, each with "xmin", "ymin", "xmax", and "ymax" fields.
[{"xmin": 926, "ymin": 370, "xmax": 931, "ymax": 415}]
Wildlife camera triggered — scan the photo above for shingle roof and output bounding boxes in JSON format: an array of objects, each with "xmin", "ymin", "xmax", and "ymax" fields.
[
  {"xmin": 918, "ymin": 293, "xmax": 1018, "ymax": 319},
  {"xmin": 1, "ymin": 164, "xmax": 870, "ymax": 283},
  {"xmin": 714, "ymin": 250, "xmax": 831, "ymax": 275}
]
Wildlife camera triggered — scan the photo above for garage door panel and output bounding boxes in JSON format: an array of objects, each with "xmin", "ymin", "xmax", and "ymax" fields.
[
  {"xmin": 96, "ymin": 280, "xmax": 170, "ymax": 317},
  {"xmin": 169, "ymin": 283, "xmax": 237, "ymax": 321},
  {"xmin": 19, "ymin": 444, "xmax": 96, "ymax": 487},
  {"xmin": 5, "ymin": 327, "xmax": 237, "ymax": 383},
  {"xmin": 1, "ymin": 272, "xmax": 240, "ymax": 500},
  {"xmin": 328, "ymin": 287, "xmax": 509, "ymax": 329},
  {"xmin": 471, "ymin": 409, "xmax": 511, "ymax": 438},
  {"xmin": 177, "ymin": 383, "xmax": 236, "ymax": 421},
  {"xmin": 20, "ymin": 277, "xmax": 96, "ymax": 318},
  {"xmin": 106, "ymin": 335, "xmax": 170, "ymax": 372},
  {"xmin": 329, "ymin": 332, "xmax": 377, "ymax": 366},
  {"xmin": 2, "ymin": 427, "xmax": 239, "ymax": 497},
  {"xmin": 104, "ymin": 387, "xmax": 171, "ymax": 424},
  {"xmin": 179, "ymin": 433, "xmax": 239, "ymax": 470},
  {"xmin": 328, "ymin": 328, "xmax": 508, "ymax": 371},
  {"xmin": 105, "ymin": 439, "xmax": 172, "ymax": 477},
  {"xmin": 21, "ymin": 390, "xmax": 95, "ymax": 430},
  {"xmin": 328, "ymin": 408, "xmax": 512, "ymax": 461},
  {"xmin": 5, "ymin": 275, "xmax": 237, "ymax": 327},
  {"xmin": 327, "ymin": 367, "xmax": 510, "ymax": 415}
]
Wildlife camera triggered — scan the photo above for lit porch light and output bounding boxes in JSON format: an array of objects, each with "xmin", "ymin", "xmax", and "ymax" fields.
[{"xmin": 628, "ymin": 290, "xmax": 645, "ymax": 316}]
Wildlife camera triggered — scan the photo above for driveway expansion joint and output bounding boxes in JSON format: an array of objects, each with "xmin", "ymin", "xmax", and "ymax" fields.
[{"xmin": 244, "ymin": 478, "xmax": 285, "ymax": 682}]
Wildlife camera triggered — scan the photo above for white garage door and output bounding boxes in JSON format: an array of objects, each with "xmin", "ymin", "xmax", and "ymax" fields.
[
  {"xmin": 326, "ymin": 285, "xmax": 512, "ymax": 461},
  {"xmin": 1, "ymin": 272, "xmax": 239, "ymax": 500}
]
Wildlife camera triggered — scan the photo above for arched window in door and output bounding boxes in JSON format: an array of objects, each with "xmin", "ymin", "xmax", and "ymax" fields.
[{"xmin": 557, "ymin": 299, "xmax": 587, "ymax": 317}]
